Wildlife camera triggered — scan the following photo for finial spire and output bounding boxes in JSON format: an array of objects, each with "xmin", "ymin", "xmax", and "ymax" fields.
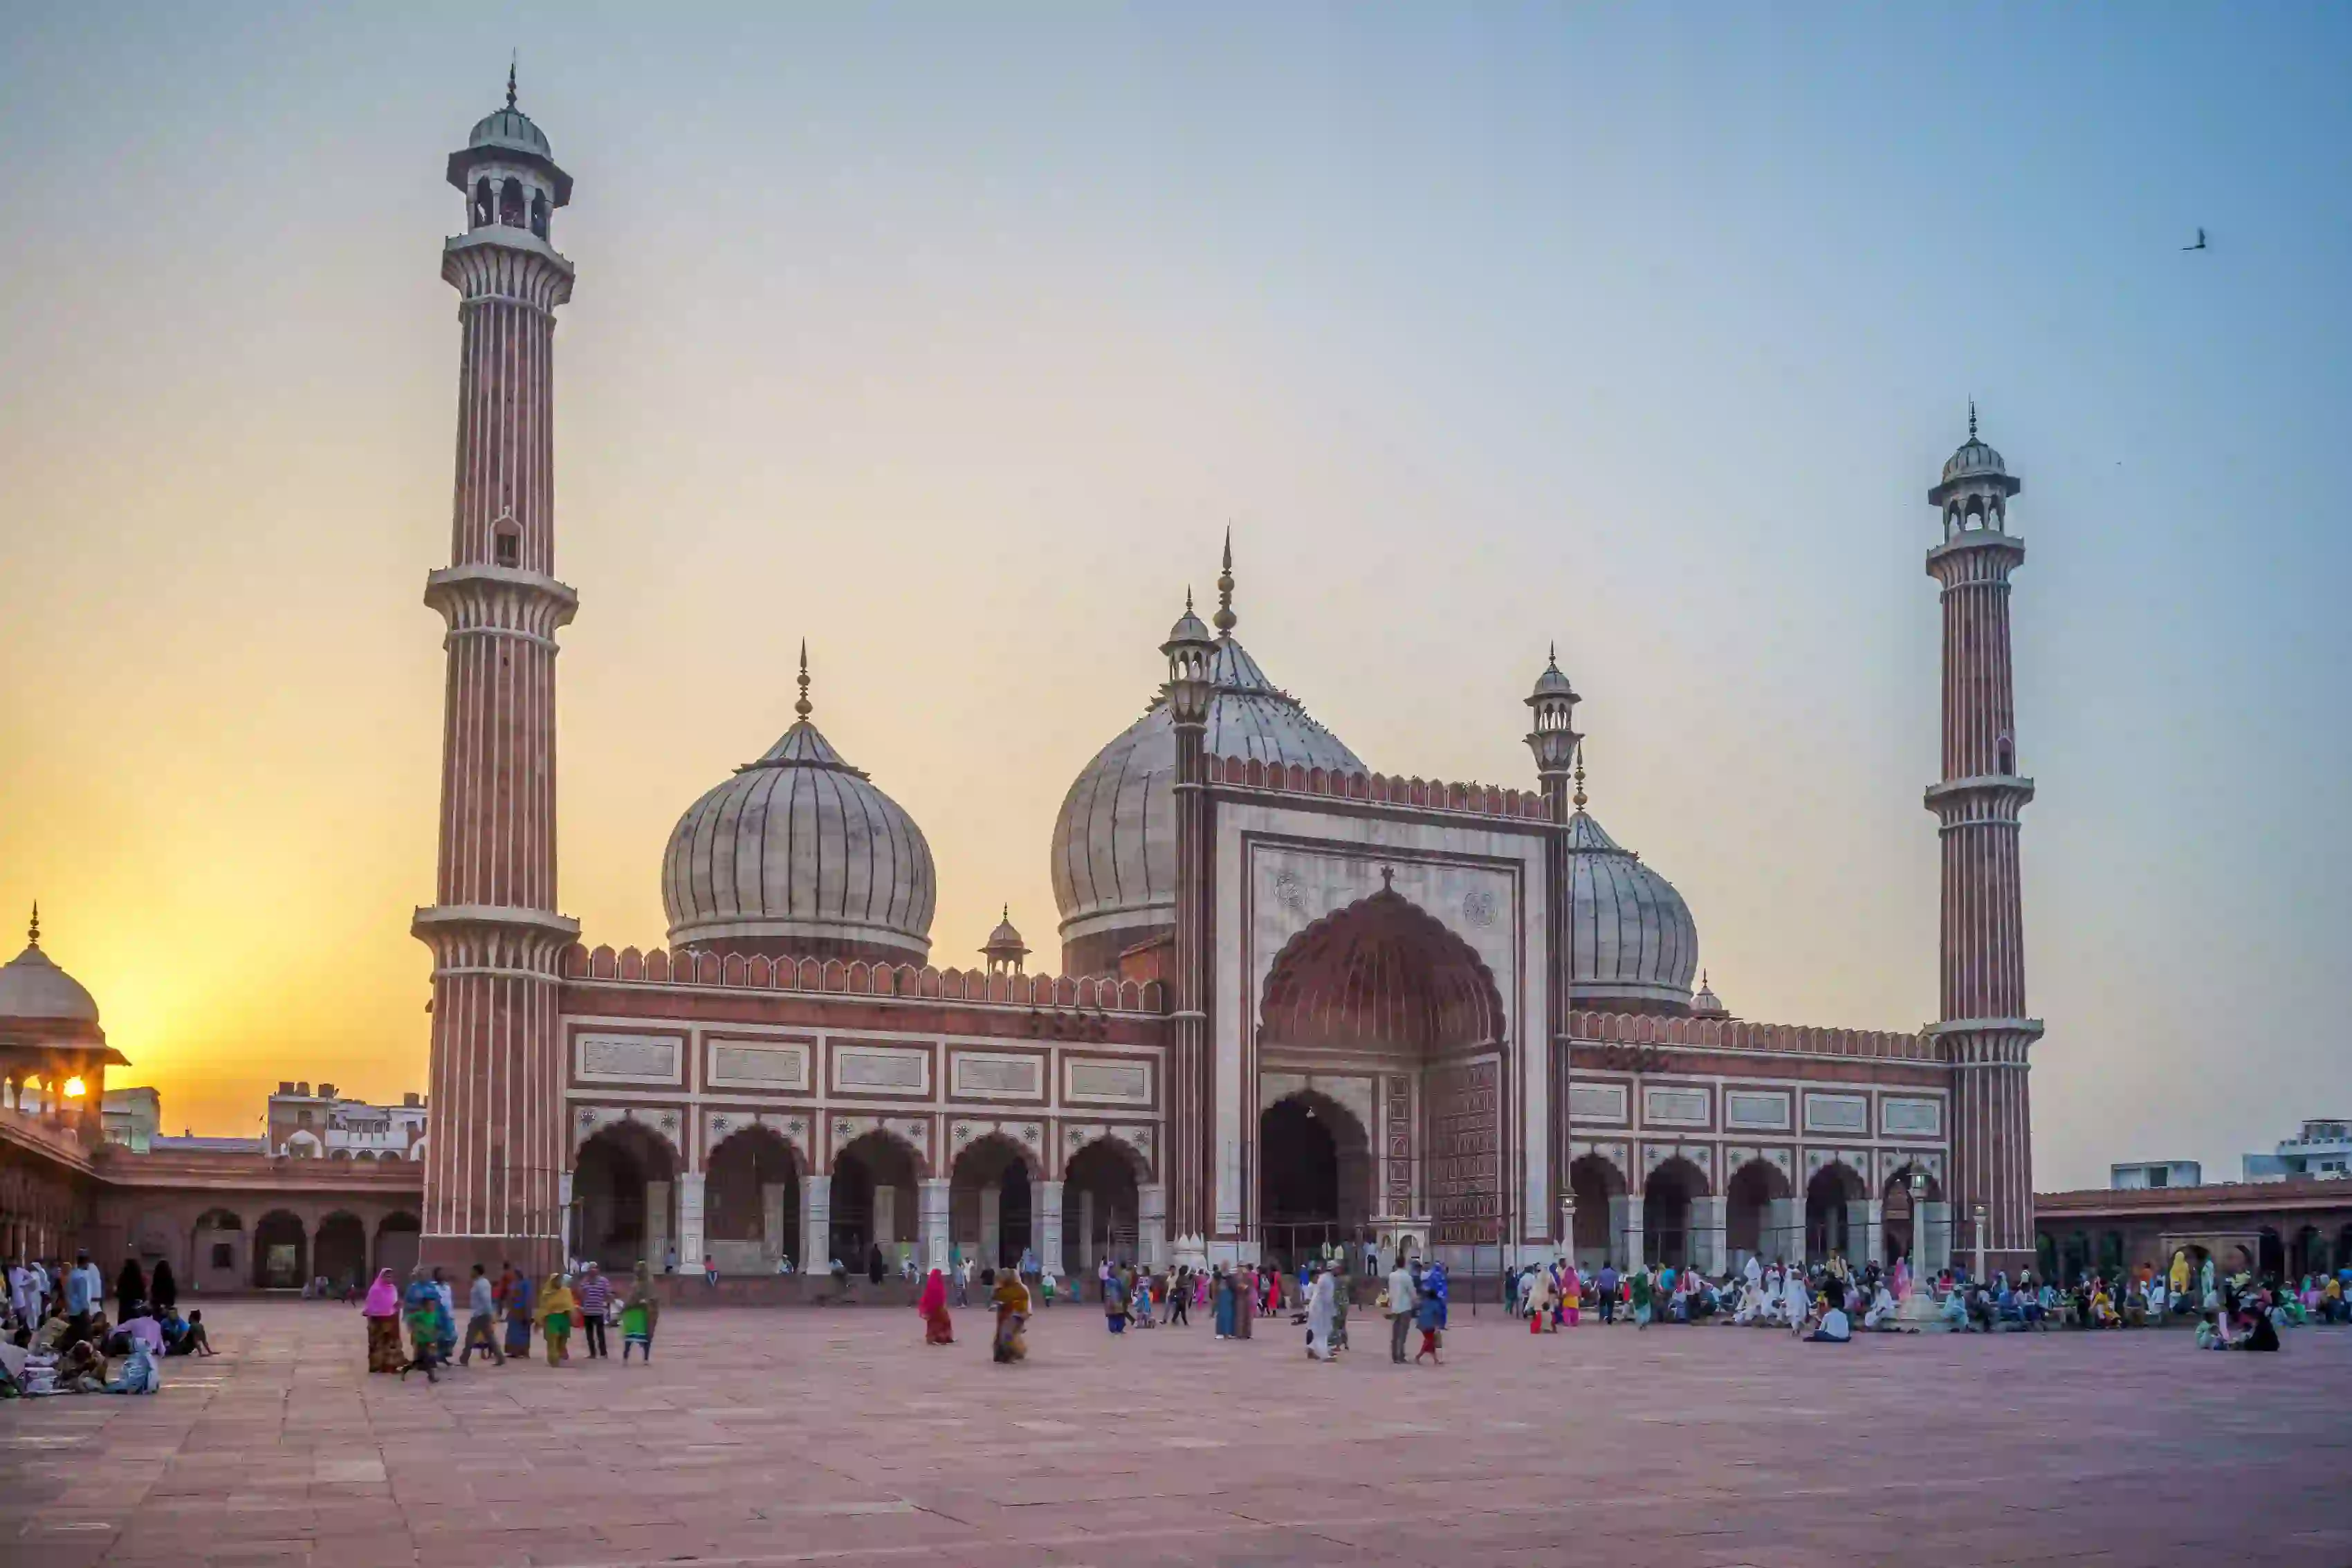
[
  {"xmin": 1572, "ymin": 742, "xmax": 1587, "ymax": 811},
  {"xmin": 507, "ymin": 53, "xmax": 518, "ymax": 111},
  {"xmin": 26, "ymin": 902, "xmax": 38, "ymax": 948},
  {"xmin": 1968, "ymin": 399, "xmax": 1978, "ymax": 441},
  {"xmin": 794, "ymin": 640, "xmax": 812, "ymax": 719},
  {"xmin": 1213, "ymin": 527, "xmax": 1237, "ymax": 636}
]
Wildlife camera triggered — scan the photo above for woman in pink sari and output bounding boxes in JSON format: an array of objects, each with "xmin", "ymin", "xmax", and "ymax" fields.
[
  {"xmin": 917, "ymin": 1268, "xmax": 953, "ymax": 1345},
  {"xmin": 1561, "ymin": 1262, "xmax": 1582, "ymax": 1327},
  {"xmin": 362, "ymin": 1269, "xmax": 403, "ymax": 1373}
]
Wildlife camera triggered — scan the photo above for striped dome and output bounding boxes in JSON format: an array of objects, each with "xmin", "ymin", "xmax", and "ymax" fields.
[
  {"xmin": 1563, "ymin": 810, "xmax": 1700, "ymax": 1012},
  {"xmin": 1051, "ymin": 635, "xmax": 1363, "ymax": 958},
  {"xmin": 663, "ymin": 715, "xmax": 935, "ymax": 963}
]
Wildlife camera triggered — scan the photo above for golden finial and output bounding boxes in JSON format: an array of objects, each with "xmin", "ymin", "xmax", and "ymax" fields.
[
  {"xmin": 26, "ymin": 902, "xmax": 39, "ymax": 948},
  {"xmin": 1213, "ymin": 527, "xmax": 1236, "ymax": 636},
  {"xmin": 1572, "ymin": 742, "xmax": 1587, "ymax": 811},
  {"xmin": 794, "ymin": 640, "xmax": 812, "ymax": 720}
]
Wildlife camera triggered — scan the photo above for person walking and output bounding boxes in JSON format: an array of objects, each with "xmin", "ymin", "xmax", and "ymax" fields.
[
  {"xmin": 1103, "ymin": 1264, "xmax": 1128, "ymax": 1334},
  {"xmin": 64, "ymin": 1250, "xmax": 98, "ymax": 1346},
  {"xmin": 459, "ymin": 1263, "xmax": 504, "ymax": 1365},
  {"xmin": 1386, "ymin": 1255, "xmax": 1417, "ymax": 1363},
  {"xmin": 362, "ymin": 1269, "xmax": 405, "ymax": 1372},
  {"xmin": 1413, "ymin": 1277, "xmax": 1444, "ymax": 1364},
  {"xmin": 1170, "ymin": 1267, "xmax": 1191, "ymax": 1327},
  {"xmin": 621, "ymin": 1262, "xmax": 659, "ymax": 1362},
  {"xmin": 1595, "ymin": 1260, "xmax": 1618, "ymax": 1326},
  {"xmin": 1305, "ymin": 1264, "xmax": 1338, "ymax": 1361},
  {"xmin": 576, "ymin": 1264, "xmax": 612, "ymax": 1358},
  {"xmin": 502, "ymin": 1268, "xmax": 535, "ymax": 1362}
]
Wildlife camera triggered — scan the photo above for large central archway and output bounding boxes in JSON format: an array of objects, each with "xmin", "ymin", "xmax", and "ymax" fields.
[
  {"xmin": 706, "ymin": 1126, "xmax": 802, "ymax": 1273},
  {"xmin": 575, "ymin": 1122, "xmax": 679, "ymax": 1271},
  {"xmin": 1256, "ymin": 881, "xmax": 1507, "ymax": 1251}
]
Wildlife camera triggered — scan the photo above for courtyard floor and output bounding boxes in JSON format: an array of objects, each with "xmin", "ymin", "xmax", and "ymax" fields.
[{"xmin": 1, "ymin": 1302, "xmax": 2346, "ymax": 1568}]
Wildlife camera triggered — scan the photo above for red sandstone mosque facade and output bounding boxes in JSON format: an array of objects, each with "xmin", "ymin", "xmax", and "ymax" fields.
[{"xmin": 407, "ymin": 86, "xmax": 2044, "ymax": 1286}]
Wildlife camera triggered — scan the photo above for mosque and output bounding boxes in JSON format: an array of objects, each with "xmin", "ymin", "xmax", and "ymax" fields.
[{"xmin": 410, "ymin": 81, "xmax": 2043, "ymax": 1287}]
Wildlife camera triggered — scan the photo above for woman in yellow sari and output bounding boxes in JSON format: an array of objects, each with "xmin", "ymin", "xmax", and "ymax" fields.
[
  {"xmin": 989, "ymin": 1267, "xmax": 1030, "ymax": 1363},
  {"xmin": 536, "ymin": 1273, "xmax": 578, "ymax": 1365}
]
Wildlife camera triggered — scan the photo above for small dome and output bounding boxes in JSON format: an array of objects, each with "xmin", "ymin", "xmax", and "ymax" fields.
[
  {"xmin": 662, "ymin": 666, "xmax": 935, "ymax": 963},
  {"xmin": 985, "ymin": 908, "xmax": 1027, "ymax": 952},
  {"xmin": 1941, "ymin": 436, "xmax": 2007, "ymax": 484},
  {"xmin": 1051, "ymin": 634, "xmax": 1363, "ymax": 967},
  {"xmin": 0, "ymin": 912, "xmax": 100, "ymax": 1026},
  {"xmin": 1164, "ymin": 602, "xmax": 1213, "ymax": 647},
  {"xmin": 1529, "ymin": 654, "xmax": 1577, "ymax": 701},
  {"xmin": 1691, "ymin": 971, "xmax": 1729, "ymax": 1020},
  {"xmin": 1563, "ymin": 810, "xmax": 1700, "ymax": 1012},
  {"xmin": 468, "ymin": 105, "xmax": 552, "ymax": 160}
]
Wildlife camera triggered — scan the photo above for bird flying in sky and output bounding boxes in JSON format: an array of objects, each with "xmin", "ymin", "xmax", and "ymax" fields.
[{"xmin": 2183, "ymin": 227, "xmax": 2208, "ymax": 251}]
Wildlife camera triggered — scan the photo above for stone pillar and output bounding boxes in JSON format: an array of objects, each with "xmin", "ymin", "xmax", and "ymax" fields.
[
  {"xmin": 802, "ymin": 1174, "xmax": 832, "ymax": 1271},
  {"xmin": 1139, "ymin": 1183, "xmax": 1167, "ymax": 1268},
  {"xmin": 1691, "ymin": 1197, "xmax": 1727, "ymax": 1277},
  {"xmin": 761, "ymin": 1182, "xmax": 789, "ymax": 1267},
  {"xmin": 1919, "ymin": 1201, "xmax": 1953, "ymax": 1273},
  {"xmin": 918, "ymin": 1179, "xmax": 951, "ymax": 1273},
  {"xmin": 1610, "ymin": 1193, "xmax": 1642, "ymax": 1269},
  {"xmin": 645, "ymin": 1179, "xmax": 672, "ymax": 1273},
  {"xmin": 1078, "ymin": 1188, "xmax": 1097, "ymax": 1276},
  {"xmin": 1765, "ymin": 1198, "xmax": 1801, "ymax": 1265},
  {"xmin": 1558, "ymin": 1192, "xmax": 1576, "ymax": 1255},
  {"xmin": 1854, "ymin": 1199, "xmax": 1885, "ymax": 1268},
  {"xmin": 1038, "ymin": 1179, "xmax": 1065, "ymax": 1279},
  {"xmin": 873, "ymin": 1186, "xmax": 897, "ymax": 1254},
  {"xmin": 978, "ymin": 1186, "xmax": 1001, "ymax": 1271},
  {"xmin": 676, "ymin": 1172, "xmax": 706, "ymax": 1273}
]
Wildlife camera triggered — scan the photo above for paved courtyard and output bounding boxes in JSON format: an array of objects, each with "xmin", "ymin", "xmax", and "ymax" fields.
[{"xmin": 1, "ymin": 1302, "xmax": 2346, "ymax": 1568}]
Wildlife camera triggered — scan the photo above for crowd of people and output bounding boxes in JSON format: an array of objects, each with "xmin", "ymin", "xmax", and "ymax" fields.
[
  {"xmin": 1, "ymin": 1251, "xmax": 215, "ymax": 1398},
  {"xmin": 359, "ymin": 1260, "xmax": 663, "ymax": 1383}
]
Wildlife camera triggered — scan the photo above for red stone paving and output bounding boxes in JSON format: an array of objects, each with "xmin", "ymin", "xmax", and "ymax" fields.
[{"xmin": 3, "ymin": 1302, "xmax": 2347, "ymax": 1567}]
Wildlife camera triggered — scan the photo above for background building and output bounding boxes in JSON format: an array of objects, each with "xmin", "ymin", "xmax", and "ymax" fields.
[
  {"xmin": 2243, "ymin": 1118, "xmax": 2351, "ymax": 1182},
  {"xmin": 2111, "ymin": 1159, "xmax": 2202, "ymax": 1190}
]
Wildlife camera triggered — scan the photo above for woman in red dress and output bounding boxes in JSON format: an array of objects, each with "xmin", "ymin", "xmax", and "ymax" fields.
[{"xmin": 918, "ymin": 1268, "xmax": 954, "ymax": 1345}]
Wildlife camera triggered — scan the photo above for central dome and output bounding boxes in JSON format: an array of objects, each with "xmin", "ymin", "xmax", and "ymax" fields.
[
  {"xmin": 662, "ymin": 658, "xmax": 935, "ymax": 964},
  {"xmin": 1051, "ymin": 629, "xmax": 1363, "ymax": 975}
]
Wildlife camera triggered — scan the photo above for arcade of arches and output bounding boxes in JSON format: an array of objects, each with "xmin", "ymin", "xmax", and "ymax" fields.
[
  {"xmin": 1560, "ymin": 1154, "xmax": 1956, "ymax": 1275},
  {"xmin": 1252, "ymin": 885, "xmax": 1507, "ymax": 1261}
]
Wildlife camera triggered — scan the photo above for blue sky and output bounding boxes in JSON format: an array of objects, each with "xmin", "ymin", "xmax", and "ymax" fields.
[{"xmin": 1, "ymin": 2, "xmax": 2346, "ymax": 1179}]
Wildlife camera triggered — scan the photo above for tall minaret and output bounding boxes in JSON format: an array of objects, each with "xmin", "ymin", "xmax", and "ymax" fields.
[
  {"xmin": 1924, "ymin": 405, "xmax": 2041, "ymax": 1278},
  {"xmin": 413, "ymin": 70, "xmax": 580, "ymax": 1275},
  {"xmin": 1161, "ymin": 566, "xmax": 1220, "ymax": 1265},
  {"xmin": 1523, "ymin": 649, "xmax": 1580, "ymax": 1246}
]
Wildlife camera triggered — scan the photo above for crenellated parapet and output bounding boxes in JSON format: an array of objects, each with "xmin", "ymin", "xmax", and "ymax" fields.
[
  {"xmin": 1569, "ymin": 1008, "xmax": 1937, "ymax": 1062},
  {"xmin": 1205, "ymin": 753, "xmax": 1550, "ymax": 822},
  {"xmin": 562, "ymin": 942, "xmax": 1164, "ymax": 1014}
]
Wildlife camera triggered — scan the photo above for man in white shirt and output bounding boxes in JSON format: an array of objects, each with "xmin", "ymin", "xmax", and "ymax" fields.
[
  {"xmin": 1806, "ymin": 1302, "xmax": 1852, "ymax": 1343},
  {"xmin": 1385, "ymin": 1260, "xmax": 1417, "ymax": 1364}
]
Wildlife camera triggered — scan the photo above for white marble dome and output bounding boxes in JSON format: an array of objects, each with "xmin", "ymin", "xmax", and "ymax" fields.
[
  {"xmin": 1051, "ymin": 634, "xmax": 1363, "ymax": 966},
  {"xmin": 1563, "ymin": 809, "xmax": 1700, "ymax": 1013},
  {"xmin": 663, "ymin": 694, "xmax": 935, "ymax": 963},
  {"xmin": 0, "ymin": 918, "xmax": 100, "ymax": 1026}
]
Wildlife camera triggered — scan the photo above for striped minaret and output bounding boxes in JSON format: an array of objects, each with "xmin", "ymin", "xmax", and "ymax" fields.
[
  {"xmin": 414, "ymin": 72, "xmax": 579, "ymax": 1275},
  {"xmin": 1924, "ymin": 405, "xmax": 2041, "ymax": 1278}
]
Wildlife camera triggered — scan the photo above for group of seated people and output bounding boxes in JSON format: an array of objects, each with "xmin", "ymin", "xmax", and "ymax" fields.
[{"xmin": 1, "ymin": 1294, "xmax": 214, "ymax": 1399}]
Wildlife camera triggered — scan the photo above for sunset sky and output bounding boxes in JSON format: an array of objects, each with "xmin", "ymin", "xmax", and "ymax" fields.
[{"xmin": 2, "ymin": 3, "xmax": 2346, "ymax": 1187}]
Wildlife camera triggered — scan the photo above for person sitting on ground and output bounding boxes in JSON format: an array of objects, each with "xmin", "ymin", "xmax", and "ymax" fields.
[
  {"xmin": 2194, "ymin": 1309, "xmax": 2227, "ymax": 1349},
  {"xmin": 181, "ymin": 1310, "xmax": 215, "ymax": 1356},
  {"xmin": 2239, "ymin": 1304, "xmax": 2281, "ymax": 1352},
  {"xmin": 57, "ymin": 1337, "xmax": 107, "ymax": 1392},
  {"xmin": 122, "ymin": 1309, "xmax": 165, "ymax": 1360},
  {"xmin": 1938, "ymin": 1285, "xmax": 1968, "ymax": 1331},
  {"xmin": 1806, "ymin": 1299, "xmax": 1853, "ymax": 1343},
  {"xmin": 1864, "ymin": 1281, "xmax": 1898, "ymax": 1330}
]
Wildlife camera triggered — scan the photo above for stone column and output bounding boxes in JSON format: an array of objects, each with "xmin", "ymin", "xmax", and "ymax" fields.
[
  {"xmin": 1919, "ymin": 1201, "xmax": 1952, "ymax": 1273},
  {"xmin": 978, "ymin": 1186, "xmax": 1001, "ymax": 1270},
  {"xmin": 761, "ymin": 1182, "xmax": 789, "ymax": 1268},
  {"xmin": 1691, "ymin": 1196, "xmax": 1727, "ymax": 1276},
  {"xmin": 918, "ymin": 1179, "xmax": 951, "ymax": 1273},
  {"xmin": 1610, "ymin": 1193, "xmax": 1642, "ymax": 1270},
  {"xmin": 873, "ymin": 1187, "xmax": 897, "ymax": 1255},
  {"xmin": 1765, "ymin": 1197, "xmax": 1801, "ymax": 1265},
  {"xmin": 1038, "ymin": 1179, "xmax": 1065, "ymax": 1279},
  {"xmin": 1139, "ymin": 1183, "xmax": 1167, "ymax": 1268},
  {"xmin": 1078, "ymin": 1188, "xmax": 1097, "ymax": 1276},
  {"xmin": 802, "ymin": 1174, "xmax": 832, "ymax": 1271},
  {"xmin": 1853, "ymin": 1199, "xmax": 1885, "ymax": 1267},
  {"xmin": 645, "ymin": 1180, "xmax": 672, "ymax": 1273},
  {"xmin": 676, "ymin": 1172, "xmax": 706, "ymax": 1273}
]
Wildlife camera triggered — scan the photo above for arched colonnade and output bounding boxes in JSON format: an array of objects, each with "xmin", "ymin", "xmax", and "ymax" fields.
[
  {"xmin": 1563, "ymin": 1150, "xmax": 1952, "ymax": 1275},
  {"xmin": 569, "ymin": 1114, "xmax": 1161, "ymax": 1278}
]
